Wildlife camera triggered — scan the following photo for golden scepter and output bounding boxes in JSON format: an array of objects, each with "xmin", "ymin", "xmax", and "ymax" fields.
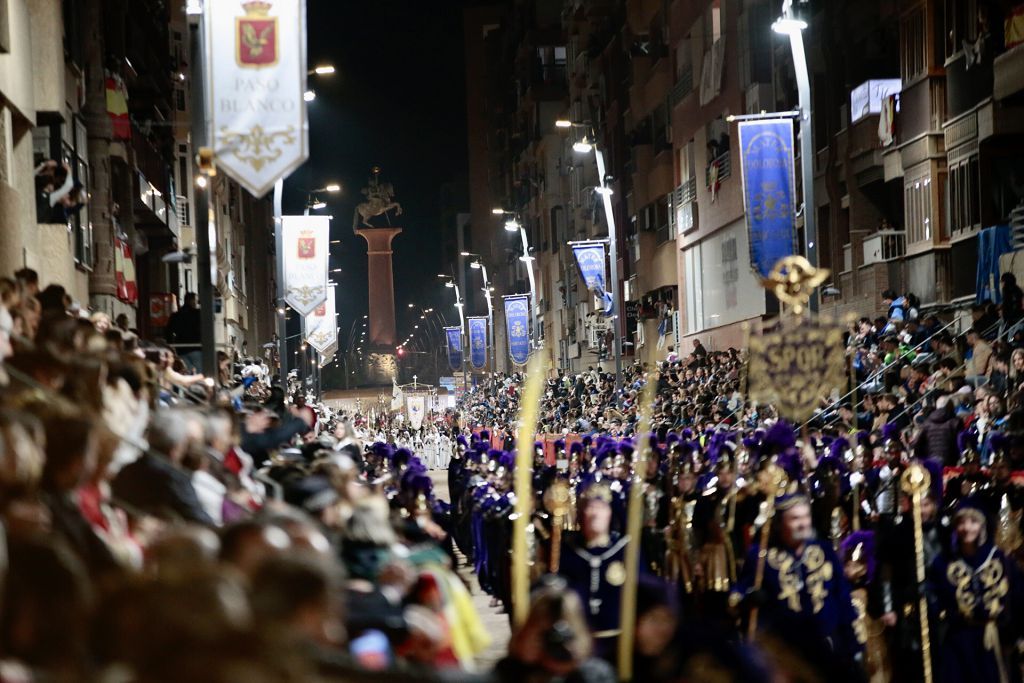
[
  {"xmin": 901, "ymin": 463, "xmax": 933, "ymax": 683},
  {"xmin": 543, "ymin": 480, "xmax": 570, "ymax": 572},
  {"xmin": 747, "ymin": 463, "xmax": 788, "ymax": 641},
  {"xmin": 511, "ymin": 353, "xmax": 548, "ymax": 628},
  {"xmin": 617, "ymin": 370, "xmax": 659, "ymax": 681}
]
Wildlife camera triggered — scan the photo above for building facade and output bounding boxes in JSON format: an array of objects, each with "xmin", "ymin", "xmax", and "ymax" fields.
[
  {"xmin": 465, "ymin": 0, "xmax": 1024, "ymax": 369},
  {"xmin": 0, "ymin": 0, "xmax": 275, "ymax": 358}
]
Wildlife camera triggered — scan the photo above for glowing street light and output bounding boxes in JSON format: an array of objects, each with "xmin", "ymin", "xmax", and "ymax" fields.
[{"xmin": 303, "ymin": 90, "xmax": 316, "ymax": 102}]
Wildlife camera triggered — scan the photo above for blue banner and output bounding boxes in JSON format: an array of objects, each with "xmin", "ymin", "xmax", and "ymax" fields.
[
  {"xmin": 571, "ymin": 242, "xmax": 613, "ymax": 314},
  {"xmin": 503, "ymin": 295, "xmax": 530, "ymax": 365},
  {"xmin": 468, "ymin": 317, "xmax": 487, "ymax": 370},
  {"xmin": 445, "ymin": 326, "xmax": 463, "ymax": 371},
  {"xmin": 738, "ymin": 119, "xmax": 797, "ymax": 278}
]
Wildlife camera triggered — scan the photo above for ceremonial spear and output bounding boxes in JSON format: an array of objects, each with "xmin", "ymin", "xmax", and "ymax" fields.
[
  {"xmin": 511, "ymin": 354, "xmax": 548, "ymax": 628},
  {"xmin": 617, "ymin": 371, "xmax": 659, "ymax": 680}
]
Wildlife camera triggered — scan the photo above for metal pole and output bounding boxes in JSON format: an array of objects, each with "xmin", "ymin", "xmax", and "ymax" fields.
[
  {"xmin": 788, "ymin": 27, "xmax": 818, "ymax": 313},
  {"xmin": 189, "ymin": 17, "xmax": 217, "ymax": 378},
  {"xmin": 481, "ymin": 263, "xmax": 495, "ymax": 374},
  {"xmin": 519, "ymin": 227, "xmax": 539, "ymax": 350},
  {"xmin": 594, "ymin": 149, "xmax": 622, "ymax": 392},
  {"xmin": 273, "ymin": 179, "xmax": 288, "ymax": 387},
  {"xmin": 455, "ymin": 284, "xmax": 468, "ymax": 395}
]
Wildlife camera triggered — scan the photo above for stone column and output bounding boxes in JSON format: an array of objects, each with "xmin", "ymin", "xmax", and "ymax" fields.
[{"xmin": 355, "ymin": 227, "xmax": 402, "ymax": 348}]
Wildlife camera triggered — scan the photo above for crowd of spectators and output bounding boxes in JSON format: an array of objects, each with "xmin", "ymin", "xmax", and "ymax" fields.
[{"xmin": 0, "ymin": 269, "xmax": 507, "ymax": 682}]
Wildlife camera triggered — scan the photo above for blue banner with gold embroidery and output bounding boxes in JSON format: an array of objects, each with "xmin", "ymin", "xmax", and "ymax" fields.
[
  {"xmin": 571, "ymin": 241, "xmax": 613, "ymax": 314},
  {"xmin": 503, "ymin": 295, "xmax": 530, "ymax": 366},
  {"xmin": 738, "ymin": 119, "xmax": 798, "ymax": 278},
  {"xmin": 468, "ymin": 317, "xmax": 487, "ymax": 370},
  {"xmin": 445, "ymin": 326, "xmax": 463, "ymax": 371}
]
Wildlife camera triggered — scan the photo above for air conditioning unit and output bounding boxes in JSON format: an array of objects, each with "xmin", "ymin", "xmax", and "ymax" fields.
[{"xmin": 745, "ymin": 83, "xmax": 773, "ymax": 115}]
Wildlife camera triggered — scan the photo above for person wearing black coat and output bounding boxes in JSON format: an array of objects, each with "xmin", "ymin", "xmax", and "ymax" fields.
[
  {"xmin": 111, "ymin": 411, "xmax": 214, "ymax": 526},
  {"xmin": 911, "ymin": 399, "xmax": 961, "ymax": 465}
]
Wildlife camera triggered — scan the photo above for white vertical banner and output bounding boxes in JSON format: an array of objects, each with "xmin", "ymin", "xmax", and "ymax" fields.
[
  {"xmin": 407, "ymin": 395, "xmax": 425, "ymax": 431},
  {"xmin": 205, "ymin": 0, "xmax": 309, "ymax": 198},
  {"xmin": 318, "ymin": 343, "xmax": 337, "ymax": 368},
  {"xmin": 282, "ymin": 216, "xmax": 329, "ymax": 315},
  {"xmin": 305, "ymin": 284, "xmax": 337, "ymax": 353}
]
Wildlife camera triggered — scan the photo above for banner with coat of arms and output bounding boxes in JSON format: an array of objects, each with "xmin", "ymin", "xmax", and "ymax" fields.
[
  {"xmin": 282, "ymin": 215, "xmax": 329, "ymax": 316},
  {"xmin": 205, "ymin": 0, "xmax": 308, "ymax": 198},
  {"xmin": 445, "ymin": 327, "xmax": 463, "ymax": 372},
  {"xmin": 407, "ymin": 395, "xmax": 426, "ymax": 431},
  {"xmin": 304, "ymin": 284, "xmax": 336, "ymax": 354},
  {"xmin": 468, "ymin": 316, "xmax": 487, "ymax": 370},
  {"xmin": 503, "ymin": 294, "xmax": 531, "ymax": 366},
  {"xmin": 738, "ymin": 119, "xmax": 798, "ymax": 279}
]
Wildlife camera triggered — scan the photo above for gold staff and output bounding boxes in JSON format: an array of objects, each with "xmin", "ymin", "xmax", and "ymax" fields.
[
  {"xmin": 543, "ymin": 480, "xmax": 570, "ymax": 572},
  {"xmin": 511, "ymin": 353, "xmax": 548, "ymax": 628},
  {"xmin": 747, "ymin": 463, "xmax": 788, "ymax": 641},
  {"xmin": 617, "ymin": 370, "xmax": 659, "ymax": 681},
  {"xmin": 901, "ymin": 463, "xmax": 933, "ymax": 683}
]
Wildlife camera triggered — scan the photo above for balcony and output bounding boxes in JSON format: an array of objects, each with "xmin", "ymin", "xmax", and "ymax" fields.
[
  {"xmin": 673, "ymin": 178, "xmax": 697, "ymax": 233},
  {"xmin": 994, "ymin": 42, "xmax": 1024, "ymax": 100},
  {"xmin": 862, "ymin": 230, "xmax": 906, "ymax": 265},
  {"xmin": 705, "ymin": 151, "xmax": 731, "ymax": 187},
  {"xmin": 669, "ymin": 64, "xmax": 694, "ymax": 108}
]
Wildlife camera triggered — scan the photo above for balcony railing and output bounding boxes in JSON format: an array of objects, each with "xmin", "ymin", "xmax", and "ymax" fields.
[
  {"xmin": 862, "ymin": 230, "xmax": 906, "ymax": 265},
  {"xmin": 705, "ymin": 151, "xmax": 731, "ymax": 187},
  {"xmin": 670, "ymin": 65, "xmax": 693, "ymax": 106}
]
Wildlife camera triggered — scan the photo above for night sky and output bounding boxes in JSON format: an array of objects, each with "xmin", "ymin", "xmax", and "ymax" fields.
[{"xmin": 286, "ymin": 0, "xmax": 480, "ymax": 352}]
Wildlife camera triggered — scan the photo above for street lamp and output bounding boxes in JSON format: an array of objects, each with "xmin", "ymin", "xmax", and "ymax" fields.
[
  {"xmin": 309, "ymin": 65, "xmax": 336, "ymax": 76},
  {"xmin": 555, "ymin": 120, "xmax": 623, "ymax": 392},
  {"xmin": 439, "ymin": 275, "xmax": 469, "ymax": 394},
  {"xmin": 772, "ymin": 0, "xmax": 818, "ymax": 312},
  {"xmin": 461, "ymin": 252, "xmax": 497, "ymax": 372},
  {"xmin": 494, "ymin": 209, "xmax": 539, "ymax": 351}
]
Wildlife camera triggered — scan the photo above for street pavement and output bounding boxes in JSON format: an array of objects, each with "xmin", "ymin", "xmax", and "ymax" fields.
[{"xmin": 428, "ymin": 469, "xmax": 510, "ymax": 670}]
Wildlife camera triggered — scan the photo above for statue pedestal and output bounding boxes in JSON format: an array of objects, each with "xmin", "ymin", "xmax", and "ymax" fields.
[{"xmin": 356, "ymin": 227, "xmax": 402, "ymax": 349}]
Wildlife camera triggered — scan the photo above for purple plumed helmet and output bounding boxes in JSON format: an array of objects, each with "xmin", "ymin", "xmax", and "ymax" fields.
[{"xmin": 840, "ymin": 530, "xmax": 877, "ymax": 582}]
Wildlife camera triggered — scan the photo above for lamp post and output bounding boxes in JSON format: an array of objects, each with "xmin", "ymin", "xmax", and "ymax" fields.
[
  {"xmin": 554, "ymin": 120, "xmax": 623, "ymax": 392},
  {"xmin": 461, "ymin": 252, "xmax": 496, "ymax": 373},
  {"xmin": 772, "ymin": 0, "xmax": 818, "ymax": 312},
  {"xmin": 439, "ymin": 275, "xmax": 469, "ymax": 395},
  {"xmin": 493, "ymin": 210, "xmax": 540, "ymax": 351}
]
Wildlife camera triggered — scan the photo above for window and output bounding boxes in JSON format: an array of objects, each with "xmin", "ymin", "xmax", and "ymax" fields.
[
  {"xmin": 947, "ymin": 155, "xmax": 980, "ymax": 235},
  {"xmin": 904, "ymin": 170, "xmax": 933, "ymax": 244},
  {"xmin": 944, "ymin": 0, "xmax": 977, "ymax": 62},
  {"xmin": 704, "ymin": 0, "xmax": 723, "ymax": 46},
  {"xmin": 71, "ymin": 117, "xmax": 91, "ymax": 267},
  {"xmin": 901, "ymin": 7, "xmax": 927, "ymax": 82}
]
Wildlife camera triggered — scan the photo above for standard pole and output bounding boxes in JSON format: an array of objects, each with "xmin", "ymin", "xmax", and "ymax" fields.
[
  {"xmin": 189, "ymin": 17, "xmax": 217, "ymax": 378},
  {"xmin": 789, "ymin": 28, "xmax": 818, "ymax": 313},
  {"xmin": 274, "ymin": 179, "xmax": 288, "ymax": 387},
  {"xmin": 594, "ymin": 149, "xmax": 622, "ymax": 392}
]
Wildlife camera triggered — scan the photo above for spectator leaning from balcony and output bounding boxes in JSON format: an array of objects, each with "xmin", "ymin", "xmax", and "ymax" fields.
[{"xmin": 167, "ymin": 293, "xmax": 202, "ymax": 373}]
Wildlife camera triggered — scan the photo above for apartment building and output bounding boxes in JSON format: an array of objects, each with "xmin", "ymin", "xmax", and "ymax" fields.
[
  {"xmin": 466, "ymin": 0, "xmax": 1024, "ymax": 368},
  {"xmin": 0, "ymin": 0, "xmax": 275, "ymax": 354}
]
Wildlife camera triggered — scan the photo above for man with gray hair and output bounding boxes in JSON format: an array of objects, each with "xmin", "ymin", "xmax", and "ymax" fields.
[{"xmin": 111, "ymin": 409, "xmax": 214, "ymax": 525}]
